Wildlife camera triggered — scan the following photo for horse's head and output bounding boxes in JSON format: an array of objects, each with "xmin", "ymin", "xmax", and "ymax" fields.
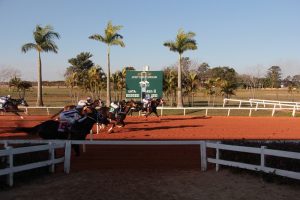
[
  {"xmin": 92, "ymin": 99, "xmax": 102, "ymax": 108},
  {"xmin": 157, "ymin": 98, "xmax": 164, "ymax": 105},
  {"xmin": 20, "ymin": 98, "xmax": 29, "ymax": 107}
]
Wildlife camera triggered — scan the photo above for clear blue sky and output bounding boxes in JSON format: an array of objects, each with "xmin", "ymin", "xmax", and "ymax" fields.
[{"xmin": 0, "ymin": 0, "xmax": 299, "ymax": 81}]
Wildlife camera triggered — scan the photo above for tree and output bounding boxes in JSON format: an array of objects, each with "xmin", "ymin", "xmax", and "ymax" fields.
[
  {"xmin": 266, "ymin": 66, "xmax": 282, "ymax": 88},
  {"xmin": 184, "ymin": 71, "xmax": 198, "ymax": 106},
  {"xmin": 163, "ymin": 67, "xmax": 177, "ymax": 106},
  {"xmin": 9, "ymin": 76, "xmax": 32, "ymax": 98},
  {"xmin": 0, "ymin": 67, "xmax": 21, "ymax": 84},
  {"xmin": 197, "ymin": 62, "xmax": 210, "ymax": 86},
  {"xmin": 21, "ymin": 25, "xmax": 60, "ymax": 106},
  {"xmin": 210, "ymin": 66, "xmax": 238, "ymax": 98},
  {"xmin": 89, "ymin": 21, "xmax": 125, "ymax": 106},
  {"xmin": 164, "ymin": 29, "xmax": 197, "ymax": 107}
]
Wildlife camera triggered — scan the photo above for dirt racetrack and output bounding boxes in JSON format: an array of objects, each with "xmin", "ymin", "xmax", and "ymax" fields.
[
  {"xmin": 1, "ymin": 115, "xmax": 300, "ymax": 140},
  {"xmin": 1, "ymin": 115, "xmax": 300, "ymax": 199}
]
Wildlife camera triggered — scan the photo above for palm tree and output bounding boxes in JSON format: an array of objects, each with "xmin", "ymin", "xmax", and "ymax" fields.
[
  {"xmin": 89, "ymin": 21, "xmax": 125, "ymax": 106},
  {"xmin": 164, "ymin": 29, "xmax": 197, "ymax": 107},
  {"xmin": 21, "ymin": 25, "xmax": 60, "ymax": 106}
]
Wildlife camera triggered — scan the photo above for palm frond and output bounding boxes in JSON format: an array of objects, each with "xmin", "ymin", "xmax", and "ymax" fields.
[
  {"xmin": 21, "ymin": 43, "xmax": 38, "ymax": 53},
  {"xmin": 89, "ymin": 34, "xmax": 106, "ymax": 42}
]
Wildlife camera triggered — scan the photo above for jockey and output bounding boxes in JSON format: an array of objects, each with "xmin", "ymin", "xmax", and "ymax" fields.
[
  {"xmin": 142, "ymin": 94, "xmax": 151, "ymax": 110},
  {"xmin": 0, "ymin": 95, "xmax": 11, "ymax": 110},
  {"xmin": 76, "ymin": 97, "xmax": 93, "ymax": 110},
  {"xmin": 110, "ymin": 101, "xmax": 122, "ymax": 117},
  {"xmin": 58, "ymin": 109, "xmax": 81, "ymax": 133}
]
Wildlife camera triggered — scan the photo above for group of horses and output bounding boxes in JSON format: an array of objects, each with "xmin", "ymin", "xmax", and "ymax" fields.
[{"xmin": 6, "ymin": 97, "xmax": 163, "ymax": 156}]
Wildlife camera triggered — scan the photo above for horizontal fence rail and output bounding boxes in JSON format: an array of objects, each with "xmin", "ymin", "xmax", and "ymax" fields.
[
  {"xmin": 223, "ymin": 98, "xmax": 300, "ymax": 117},
  {"xmin": 206, "ymin": 142, "xmax": 300, "ymax": 180},
  {"xmin": 15, "ymin": 101, "xmax": 300, "ymax": 117},
  {"xmin": 1, "ymin": 140, "xmax": 300, "ymax": 186},
  {"xmin": 0, "ymin": 141, "xmax": 67, "ymax": 186}
]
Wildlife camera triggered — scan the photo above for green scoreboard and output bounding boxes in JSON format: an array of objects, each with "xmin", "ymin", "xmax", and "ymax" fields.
[{"xmin": 126, "ymin": 71, "xmax": 163, "ymax": 99}]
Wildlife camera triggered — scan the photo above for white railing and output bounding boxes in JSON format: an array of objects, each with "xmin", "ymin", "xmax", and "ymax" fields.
[
  {"xmin": 19, "ymin": 106, "xmax": 63, "ymax": 115},
  {"xmin": 1, "ymin": 140, "xmax": 300, "ymax": 186},
  {"xmin": 223, "ymin": 98, "xmax": 299, "ymax": 117},
  {"xmin": 207, "ymin": 142, "xmax": 300, "ymax": 180},
  {"xmin": 0, "ymin": 141, "xmax": 69, "ymax": 186},
  {"xmin": 249, "ymin": 99, "xmax": 300, "ymax": 110},
  {"xmin": 158, "ymin": 106, "xmax": 296, "ymax": 117},
  {"xmin": 14, "ymin": 102, "xmax": 298, "ymax": 117}
]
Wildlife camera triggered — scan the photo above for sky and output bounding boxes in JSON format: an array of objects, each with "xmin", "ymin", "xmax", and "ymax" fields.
[{"xmin": 0, "ymin": 0, "xmax": 300, "ymax": 81}]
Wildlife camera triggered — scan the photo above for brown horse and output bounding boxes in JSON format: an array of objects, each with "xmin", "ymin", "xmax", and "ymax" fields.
[
  {"xmin": 144, "ymin": 98, "xmax": 164, "ymax": 117},
  {"xmin": 0, "ymin": 97, "xmax": 28, "ymax": 118},
  {"xmin": 16, "ymin": 106, "xmax": 99, "ymax": 156},
  {"xmin": 98, "ymin": 100, "xmax": 137, "ymax": 133}
]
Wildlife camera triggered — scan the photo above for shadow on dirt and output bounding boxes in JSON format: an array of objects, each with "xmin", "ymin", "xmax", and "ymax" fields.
[{"xmin": 126, "ymin": 124, "xmax": 203, "ymax": 132}]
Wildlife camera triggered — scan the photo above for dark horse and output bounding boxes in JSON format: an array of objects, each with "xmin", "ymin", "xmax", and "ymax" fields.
[
  {"xmin": 98, "ymin": 100, "xmax": 136, "ymax": 133},
  {"xmin": 0, "ymin": 97, "xmax": 28, "ymax": 118},
  {"xmin": 16, "ymin": 107, "xmax": 100, "ymax": 156},
  {"xmin": 144, "ymin": 98, "xmax": 164, "ymax": 117}
]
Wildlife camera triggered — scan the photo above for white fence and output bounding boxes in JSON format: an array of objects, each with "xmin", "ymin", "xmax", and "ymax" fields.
[
  {"xmin": 0, "ymin": 141, "xmax": 69, "ymax": 186},
  {"xmin": 1, "ymin": 140, "xmax": 300, "ymax": 186},
  {"xmin": 223, "ymin": 98, "xmax": 300, "ymax": 117},
  {"xmin": 17, "ymin": 104, "xmax": 298, "ymax": 118}
]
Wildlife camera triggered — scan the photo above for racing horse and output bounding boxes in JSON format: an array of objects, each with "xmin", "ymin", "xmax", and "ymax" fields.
[
  {"xmin": 15, "ymin": 106, "xmax": 100, "ymax": 156},
  {"xmin": 0, "ymin": 97, "xmax": 28, "ymax": 117},
  {"xmin": 98, "ymin": 100, "xmax": 137, "ymax": 133},
  {"xmin": 50, "ymin": 99, "xmax": 102, "ymax": 119},
  {"xmin": 144, "ymin": 98, "xmax": 164, "ymax": 117}
]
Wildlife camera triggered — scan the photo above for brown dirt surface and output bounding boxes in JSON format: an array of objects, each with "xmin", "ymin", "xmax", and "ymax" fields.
[
  {"xmin": 1, "ymin": 115, "xmax": 300, "ymax": 199},
  {"xmin": 1, "ymin": 169, "xmax": 300, "ymax": 200},
  {"xmin": 1, "ymin": 115, "xmax": 300, "ymax": 139}
]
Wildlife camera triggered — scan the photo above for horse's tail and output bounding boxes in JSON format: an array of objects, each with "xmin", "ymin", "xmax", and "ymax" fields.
[
  {"xmin": 15, "ymin": 126, "xmax": 35, "ymax": 134},
  {"xmin": 14, "ymin": 123, "xmax": 40, "ymax": 135}
]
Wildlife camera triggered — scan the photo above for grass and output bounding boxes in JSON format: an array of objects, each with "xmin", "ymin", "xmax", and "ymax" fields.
[{"xmin": 1, "ymin": 86, "xmax": 300, "ymax": 117}]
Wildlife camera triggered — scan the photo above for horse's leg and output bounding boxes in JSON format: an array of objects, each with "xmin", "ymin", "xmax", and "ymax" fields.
[
  {"xmin": 108, "ymin": 122, "xmax": 115, "ymax": 133},
  {"xmin": 13, "ymin": 111, "xmax": 24, "ymax": 119}
]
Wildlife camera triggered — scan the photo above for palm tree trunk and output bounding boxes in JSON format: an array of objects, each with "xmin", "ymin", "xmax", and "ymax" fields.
[
  {"xmin": 106, "ymin": 46, "xmax": 111, "ymax": 106},
  {"xmin": 177, "ymin": 54, "xmax": 183, "ymax": 107},
  {"xmin": 37, "ymin": 51, "xmax": 44, "ymax": 106}
]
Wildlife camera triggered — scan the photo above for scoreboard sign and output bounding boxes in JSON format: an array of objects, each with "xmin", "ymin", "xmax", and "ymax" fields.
[{"xmin": 126, "ymin": 71, "xmax": 163, "ymax": 99}]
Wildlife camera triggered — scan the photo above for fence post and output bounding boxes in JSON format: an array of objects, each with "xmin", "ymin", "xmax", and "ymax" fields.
[
  {"xmin": 205, "ymin": 108, "xmax": 208, "ymax": 116},
  {"xmin": 183, "ymin": 108, "xmax": 186, "ymax": 116},
  {"xmin": 46, "ymin": 108, "xmax": 50, "ymax": 115},
  {"xmin": 255, "ymin": 103, "xmax": 258, "ymax": 111},
  {"xmin": 64, "ymin": 141, "xmax": 71, "ymax": 174},
  {"xmin": 249, "ymin": 108, "xmax": 252, "ymax": 117},
  {"xmin": 272, "ymin": 105, "xmax": 276, "ymax": 117},
  {"xmin": 160, "ymin": 104, "xmax": 163, "ymax": 116},
  {"xmin": 25, "ymin": 107, "xmax": 29, "ymax": 115},
  {"xmin": 292, "ymin": 106, "xmax": 296, "ymax": 117},
  {"xmin": 222, "ymin": 99, "xmax": 226, "ymax": 107},
  {"xmin": 216, "ymin": 142, "xmax": 221, "ymax": 172},
  {"xmin": 227, "ymin": 108, "xmax": 231, "ymax": 116},
  {"xmin": 200, "ymin": 141, "xmax": 207, "ymax": 171},
  {"xmin": 48, "ymin": 142, "xmax": 55, "ymax": 173},
  {"xmin": 239, "ymin": 101, "xmax": 242, "ymax": 108},
  {"xmin": 6, "ymin": 146, "xmax": 13, "ymax": 187},
  {"xmin": 260, "ymin": 146, "xmax": 266, "ymax": 172}
]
